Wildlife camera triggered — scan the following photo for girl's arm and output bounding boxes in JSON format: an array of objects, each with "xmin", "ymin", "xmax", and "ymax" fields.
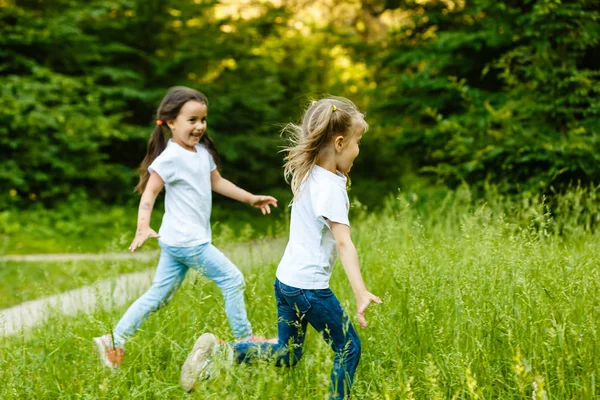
[
  {"xmin": 330, "ymin": 221, "xmax": 382, "ymax": 328},
  {"xmin": 210, "ymin": 169, "xmax": 278, "ymax": 214},
  {"xmin": 128, "ymin": 172, "xmax": 164, "ymax": 252}
]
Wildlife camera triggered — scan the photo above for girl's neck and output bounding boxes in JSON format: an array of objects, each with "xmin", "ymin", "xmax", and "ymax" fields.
[
  {"xmin": 316, "ymin": 149, "xmax": 337, "ymax": 174},
  {"xmin": 316, "ymin": 160, "xmax": 337, "ymax": 175},
  {"xmin": 172, "ymin": 138, "xmax": 197, "ymax": 153}
]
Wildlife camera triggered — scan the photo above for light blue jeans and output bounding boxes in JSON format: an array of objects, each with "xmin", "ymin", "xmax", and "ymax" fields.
[{"xmin": 113, "ymin": 241, "xmax": 252, "ymax": 347}]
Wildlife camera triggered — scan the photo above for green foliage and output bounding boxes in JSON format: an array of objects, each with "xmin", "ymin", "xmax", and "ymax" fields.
[
  {"xmin": 371, "ymin": 0, "xmax": 600, "ymax": 193},
  {"xmin": 0, "ymin": 0, "xmax": 349, "ymax": 208},
  {"xmin": 0, "ymin": 0, "xmax": 151, "ymax": 207},
  {"xmin": 1, "ymin": 0, "xmax": 599, "ymax": 210}
]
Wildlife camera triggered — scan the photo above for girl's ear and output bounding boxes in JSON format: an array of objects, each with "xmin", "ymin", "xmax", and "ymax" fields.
[
  {"xmin": 334, "ymin": 135, "xmax": 345, "ymax": 153},
  {"xmin": 166, "ymin": 119, "xmax": 175, "ymax": 130}
]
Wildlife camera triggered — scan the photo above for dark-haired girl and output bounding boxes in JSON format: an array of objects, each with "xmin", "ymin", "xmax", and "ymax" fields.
[{"xmin": 93, "ymin": 86, "xmax": 277, "ymax": 368}]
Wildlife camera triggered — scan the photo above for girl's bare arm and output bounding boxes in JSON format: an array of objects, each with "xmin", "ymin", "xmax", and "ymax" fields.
[
  {"xmin": 330, "ymin": 221, "xmax": 382, "ymax": 328},
  {"xmin": 211, "ymin": 169, "xmax": 277, "ymax": 214},
  {"xmin": 129, "ymin": 172, "xmax": 164, "ymax": 252}
]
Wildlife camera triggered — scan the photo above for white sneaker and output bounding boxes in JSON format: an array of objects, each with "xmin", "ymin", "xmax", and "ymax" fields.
[{"xmin": 180, "ymin": 333, "xmax": 218, "ymax": 392}]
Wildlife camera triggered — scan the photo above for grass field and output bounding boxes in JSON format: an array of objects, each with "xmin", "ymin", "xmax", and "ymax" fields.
[
  {"xmin": 0, "ymin": 198, "xmax": 287, "ymax": 255},
  {"xmin": 1, "ymin": 186, "xmax": 599, "ymax": 399},
  {"xmin": 0, "ymin": 257, "xmax": 158, "ymax": 309},
  {"xmin": 0, "ymin": 202, "xmax": 286, "ymax": 308}
]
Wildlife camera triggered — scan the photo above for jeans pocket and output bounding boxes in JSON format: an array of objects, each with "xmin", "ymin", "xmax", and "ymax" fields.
[
  {"xmin": 278, "ymin": 281, "xmax": 312, "ymax": 313},
  {"xmin": 279, "ymin": 281, "xmax": 303, "ymax": 296},
  {"xmin": 312, "ymin": 288, "xmax": 334, "ymax": 299}
]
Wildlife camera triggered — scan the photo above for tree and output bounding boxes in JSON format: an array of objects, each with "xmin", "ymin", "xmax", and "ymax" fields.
[{"xmin": 370, "ymin": 0, "xmax": 600, "ymax": 193}]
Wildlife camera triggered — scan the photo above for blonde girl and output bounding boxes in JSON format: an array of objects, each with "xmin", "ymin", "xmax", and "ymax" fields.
[{"xmin": 181, "ymin": 97, "xmax": 381, "ymax": 399}]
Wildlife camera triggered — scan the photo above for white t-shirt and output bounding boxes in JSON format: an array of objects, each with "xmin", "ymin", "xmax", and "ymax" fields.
[
  {"xmin": 276, "ymin": 165, "xmax": 350, "ymax": 289},
  {"xmin": 148, "ymin": 139, "xmax": 216, "ymax": 247}
]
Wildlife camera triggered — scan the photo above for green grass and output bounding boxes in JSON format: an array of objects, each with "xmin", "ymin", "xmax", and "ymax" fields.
[
  {"xmin": 0, "ymin": 232, "xmax": 285, "ymax": 310},
  {"xmin": 0, "ymin": 258, "xmax": 157, "ymax": 309},
  {"xmin": 0, "ymin": 198, "xmax": 288, "ymax": 255},
  {"xmin": 1, "ymin": 186, "xmax": 599, "ymax": 398},
  {"xmin": 0, "ymin": 199, "xmax": 288, "ymax": 308},
  {"xmin": 0, "ymin": 207, "xmax": 159, "ymax": 255}
]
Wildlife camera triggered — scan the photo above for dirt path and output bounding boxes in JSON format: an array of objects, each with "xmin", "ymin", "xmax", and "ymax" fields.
[
  {"xmin": 0, "ymin": 238, "xmax": 286, "ymax": 337},
  {"xmin": 0, "ymin": 250, "xmax": 157, "ymax": 263}
]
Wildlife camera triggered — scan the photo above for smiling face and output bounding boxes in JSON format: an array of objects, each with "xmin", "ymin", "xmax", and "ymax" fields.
[
  {"xmin": 167, "ymin": 100, "xmax": 208, "ymax": 152},
  {"xmin": 334, "ymin": 122, "xmax": 364, "ymax": 174}
]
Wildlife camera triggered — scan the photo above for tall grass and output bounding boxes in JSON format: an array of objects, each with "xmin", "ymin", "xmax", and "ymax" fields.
[
  {"xmin": 1, "ymin": 185, "xmax": 599, "ymax": 399},
  {"xmin": 0, "ymin": 258, "xmax": 158, "ymax": 309},
  {"xmin": 0, "ymin": 200, "xmax": 288, "ymax": 255}
]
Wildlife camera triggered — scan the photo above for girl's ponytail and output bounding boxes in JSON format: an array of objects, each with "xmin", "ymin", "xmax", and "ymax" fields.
[
  {"xmin": 135, "ymin": 124, "xmax": 167, "ymax": 194},
  {"xmin": 200, "ymin": 133, "xmax": 220, "ymax": 169}
]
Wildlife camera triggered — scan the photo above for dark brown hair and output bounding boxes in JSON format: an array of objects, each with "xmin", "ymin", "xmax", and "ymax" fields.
[{"xmin": 135, "ymin": 86, "xmax": 220, "ymax": 194}]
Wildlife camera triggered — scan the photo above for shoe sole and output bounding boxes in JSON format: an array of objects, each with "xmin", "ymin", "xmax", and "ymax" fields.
[
  {"xmin": 180, "ymin": 333, "xmax": 218, "ymax": 392},
  {"xmin": 93, "ymin": 337, "xmax": 118, "ymax": 369}
]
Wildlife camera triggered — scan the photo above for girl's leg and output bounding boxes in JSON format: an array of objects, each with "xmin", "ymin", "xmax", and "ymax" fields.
[
  {"xmin": 181, "ymin": 280, "xmax": 308, "ymax": 391},
  {"xmin": 188, "ymin": 243, "xmax": 252, "ymax": 340},
  {"xmin": 113, "ymin": 247, "xmax": 188, "ymax": 347},
  {"xmin": 233, "ymin": 279, "xmax": 308, "ymax": 365},
  {"xmin": 303, "ymin": 289, "xmax": 361, "ymax": 400}
]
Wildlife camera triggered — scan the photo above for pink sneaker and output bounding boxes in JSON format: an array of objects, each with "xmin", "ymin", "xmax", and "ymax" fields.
[{"xmin": 93, "ymin": 334, "xmax": 124, "ymax": 369}]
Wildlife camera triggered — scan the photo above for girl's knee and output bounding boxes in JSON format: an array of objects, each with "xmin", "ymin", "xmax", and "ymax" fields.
[
  {"xmin": 236, "ymin": 272, "xmax": 246, "ymax": 288},
  {"xmin": 226, "ymin": 271, "xmax": 246, "ymax": 291},
  {"xmin": 144, "ymin": 285, "xmax": 174, "ymax": 310}
]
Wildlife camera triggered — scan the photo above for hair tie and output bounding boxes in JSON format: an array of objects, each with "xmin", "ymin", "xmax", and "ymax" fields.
[
  {"xmin": 332, "ymin": 105, "xmax": 337, "ymax": 112},
  {"xmin": 156, "ymin": 119, "xmax": 163, "ymax": 126}
]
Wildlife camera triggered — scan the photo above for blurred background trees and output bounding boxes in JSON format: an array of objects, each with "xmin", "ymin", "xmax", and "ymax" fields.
[{"xmin": 1, "ymin": 0, "xmax": 598, "ymax": 211}]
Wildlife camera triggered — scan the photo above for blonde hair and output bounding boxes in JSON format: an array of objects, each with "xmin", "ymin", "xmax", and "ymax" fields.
[{"xmin": 282, "ymin": 96, "xmax": 368, "ymax": 196}]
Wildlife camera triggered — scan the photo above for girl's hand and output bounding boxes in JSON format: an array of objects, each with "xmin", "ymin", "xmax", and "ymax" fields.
[
  {"xmin": 129, "ymin": 227, "xmax": 160, "ymax": 252},
  {"xmin": 356, "ymin": 291, "xmax": 382, "ymax": 328},
  {"xmin": 250, "ymin": 195, "xmax": 278, "ymax": 215}
]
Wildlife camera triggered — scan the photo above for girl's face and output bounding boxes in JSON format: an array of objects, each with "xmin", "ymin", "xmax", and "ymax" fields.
[
  {"xmin": 334, "ymin": 123, "xmax": 364, "ymax": 174},
  {"xmin": 167, "ymin": 100, "xmax": 207, "ymax": 151}
]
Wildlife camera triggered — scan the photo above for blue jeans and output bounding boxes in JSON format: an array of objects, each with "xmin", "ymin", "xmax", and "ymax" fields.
[
  {"xmin": 113, "ymin": 241, "xmax": 252, "ymax": 346},
  {"xmin": 233, "ymin": 278, "xmax": 361, "ymax": 400}
]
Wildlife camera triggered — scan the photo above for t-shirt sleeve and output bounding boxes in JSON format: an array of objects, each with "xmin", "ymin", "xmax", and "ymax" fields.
[
  {"xmin": 312, "ymin": 184, "xmax": 350, "ymax": 228},
  {"xmin": 208, "ymin": 152, "xmax": 216, "ymax": 172},
  {"xmin": 148, "ymin": 153, "xmax": 175, "ymax": 184}
]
